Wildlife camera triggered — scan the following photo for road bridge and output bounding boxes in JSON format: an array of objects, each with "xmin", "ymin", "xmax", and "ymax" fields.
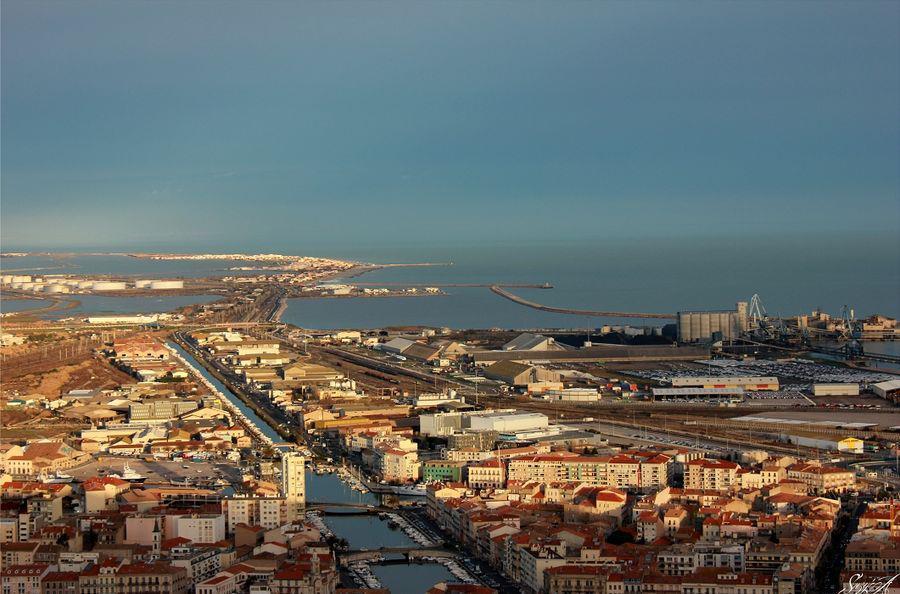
[
  {"xmin": 342, "ymin": 547, "xmax": 453, "ymax": 563},
  {"xmin": 305, "ymin": 501, "xmax": 396, "ymax": 513}
]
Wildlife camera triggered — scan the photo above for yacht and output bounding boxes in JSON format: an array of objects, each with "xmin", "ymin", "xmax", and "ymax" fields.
[
  {"xmin": 43, "ymin": 470, "xmax": 75, "ymax": 484},
  {"xmin": 108, "ymin": 462, "xmax": 147, "ymax": 484}
]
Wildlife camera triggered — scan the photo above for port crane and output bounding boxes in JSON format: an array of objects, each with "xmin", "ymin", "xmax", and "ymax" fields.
[{"xmin": 746, "ymin": 293, "xmax": 788, "ymax": 341}]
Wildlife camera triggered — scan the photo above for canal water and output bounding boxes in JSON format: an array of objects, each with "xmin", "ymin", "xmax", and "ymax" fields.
[
  {"xmin": 173, "ymin": 342, "xmax": 455, "ymax": 591},
  {"xmin": 307, "ymin": 471, "xmax": 454, "ymax": 591},
  {"xmin": 169, "ymin": 342, "xmax": 283, "ymax": 443}
]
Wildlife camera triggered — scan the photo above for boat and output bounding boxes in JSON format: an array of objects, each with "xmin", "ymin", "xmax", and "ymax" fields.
[
  {"xmin": 108, "ymin": 462, "xmax": 147, "ymax": 483},
  {"xmin": 394, "ymin": 483, "xmax": 428, "ymax": 496},
  {"xmin": 43, "ymin": 470, "xmax": 74, "ymax": 484}
]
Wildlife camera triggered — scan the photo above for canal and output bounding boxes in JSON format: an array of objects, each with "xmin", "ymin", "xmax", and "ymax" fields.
[
  {"xmin": 173, "ymin": 340, "xmax": 455, "ymax": 591},
  {"xmin": 169, "ymin": 341, "xmax": 282, "ymax": 442}
]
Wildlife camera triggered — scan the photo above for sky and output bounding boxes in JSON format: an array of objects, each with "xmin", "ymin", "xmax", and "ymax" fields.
[{"xmin": 2, "ymin": 1, "xmax": 898, "ymax": 251}]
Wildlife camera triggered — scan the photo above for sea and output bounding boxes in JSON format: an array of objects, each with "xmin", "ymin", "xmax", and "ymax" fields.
[{"xmin": 2, "ymin": 237, "xmax": 898, "ymax": 329}]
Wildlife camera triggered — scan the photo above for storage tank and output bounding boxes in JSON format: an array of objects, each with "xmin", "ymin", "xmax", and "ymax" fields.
[
  {"xmin": 90, "ymin": 281, "xmax": 128, "ymax": 291},
  {"xmin": 1, "ymin": 275, "xmax": 13, "ymax": 284},
  {"xmin": 10, "ymin": 282, "xmax": 23, "ymax": 289},
  {"xmin": 78, "ymin": 281, "xmax": 95, "ymax": 289},
  {"xmin": 19, "ymin": 282, "xmax": 35, "ymax": 290},
  {"xmin": 44, "ymin": 284, "xmax": 70, "ymax": 294},
  {"xmin": 30, "ymin": 284, "xmax": 46, "ymax": 292},
  {"xmin": 134, "ymin": 279, "xmax": 153, "ymax": 289},
  {"xmin": 149, "ymin": 280, "xmax": 184, "ymax": 290},
  {"xmin": 11, "ymin": 275, "xmax": 31, "ymax": 283}
]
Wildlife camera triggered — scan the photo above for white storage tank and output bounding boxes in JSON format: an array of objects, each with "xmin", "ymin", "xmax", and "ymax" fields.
[
  {"xmin": 11, "ymin": 275, "xmax": 32, "ymax": 283},
  {"xmin": 30, "ymin": 283, "xmax": 46, "ymax": 292},
  {"xmin": 1, "ymin": 275, "xmax": 13, "ymax": 284},
  {"xmin": 44, "ymin": 284, "xmax": 70, "ymax": 294},
  {"xmin": 149, "ymin": 280, "xmax": 184, "ymax": 290},
  {"xmin": 90, "ymin": 281, "xmax": 128, "ymax": 291},
  {"xmin": 77, "ymin": 280, "xmax": 95, "ymax": 289},
  {"xmin": 19, "ymin": 282, "xmax": 35, "ymax": 290},
  {"xmin": 134, "ymin": 279, "xmax": 154, "ymax": 289}
]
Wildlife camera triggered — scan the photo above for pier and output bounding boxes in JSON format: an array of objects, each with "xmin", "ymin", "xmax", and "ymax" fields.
[{"xmin": 490, "ymin": 285, "xmax": 675, "ymax": 319}]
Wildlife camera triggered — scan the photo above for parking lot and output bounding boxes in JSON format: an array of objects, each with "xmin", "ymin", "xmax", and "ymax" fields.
[{"xmin": 68, "ymin": 457, "xmax": 244, "ymax": 485}]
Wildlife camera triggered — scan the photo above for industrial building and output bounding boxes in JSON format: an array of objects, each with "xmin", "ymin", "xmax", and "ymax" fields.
[
  {"xmin": 670, "ymin": 376, "xmax": 779, "ymax": 391},
  {"xmin": 468, "ymin": 411, "xmax": 549, "ymax": 433},
  {"xmin": 652, "ymin": 387, "xmax": 745, "ymax": 400},
  {"xmin": 541, "ymin": 388, "xmax": 601, "ymax": 403},
  {"xmin": 419, "ymin": 408, "xmax": 547, "ymax": 437},
  {"xmin": 90, "ymin": 281, "xmax": 128, "ymax": 291},
  {"xmin": 472, "ymin": 344, "xmax": 710, "ymax": 364},
  {"xmin": 812, "ymin": 383, "xmax": 860, "ymax": 397},
  {"xmin": 873, "ymin": 380, "xmax": 900, "ymax": 401},
  {"xmin": 482, "ymin": 360, "xmax": 561, "ymax": 387},
  {"xmin": 677, "ymin": 301, "xmax": 748, "ymax": 343}
]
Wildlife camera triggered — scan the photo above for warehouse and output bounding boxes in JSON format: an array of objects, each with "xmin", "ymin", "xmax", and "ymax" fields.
[
  {"xmin": 873, "ymin": 380, "xmax": 900, "ymax": 401},
  {"xmin": 542, "ymin": 388, "xmax": 600, "ymax": 403},
  {"xmin": 468, "ymin": 411, "xmax": 549, "ymax": 433},
  {"xmin": 812, "ymin": 383, "xmax": 860, "ymax": 397},
  {"xmin": 483, "ymin": 360, "xmax": 561, "ymax": 387},
  {"xmin": 652, "ymin": 387, "xmax": 745, "ymax": 401},
  {"xmin": 677, "ymin": 302, "xmax": 748, "ymax": 343},
  {"xmin": 671, "ymin": 376, "xmax": 779, "ymax": 390}
]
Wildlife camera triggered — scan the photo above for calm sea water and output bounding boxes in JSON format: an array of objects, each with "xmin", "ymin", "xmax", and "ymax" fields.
[
  {"xmin": 283, "ymin": 237, "xmax": 899, "ymax": 329},
  {"xmin": 0, "ymin": 297, "xmax": 47, "ymax": 313},
  {"xmin": 4, "ymin": 237, "xmax": 898, "ymax": 328}
]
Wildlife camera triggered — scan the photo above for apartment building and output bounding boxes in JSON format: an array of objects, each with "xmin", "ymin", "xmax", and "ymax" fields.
[{"xmin": 685, "ymin": 459, "xmax": 740, "ymax": 491}]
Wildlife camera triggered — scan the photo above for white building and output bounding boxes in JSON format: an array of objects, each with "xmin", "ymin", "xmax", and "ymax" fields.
[
  {"xmin": 175, "ymin": 514, "xmax": 226, "ymax": 544},
  {"xmin": 281, "ymin": 452, "xmax": 306, "ymax": 521},
  {"xmin": 468, "ymin": 411, "xmax": 549, "ymax": 433}
]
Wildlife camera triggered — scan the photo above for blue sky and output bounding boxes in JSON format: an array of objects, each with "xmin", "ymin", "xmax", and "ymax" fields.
[{"xmin": 2, "ymin": 1, "xmax": 898, "ymax": 250}]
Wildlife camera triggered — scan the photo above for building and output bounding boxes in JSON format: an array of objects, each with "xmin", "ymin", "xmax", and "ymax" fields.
[
  {"xmin": 482, "ymin": 361, "xmax": 560, "ymax": 387},
  {"xmin": 281, "ymin": 453, "xmax": 306, "ymax": 521},
  {"xmin": 837, "ymin": 437, "xmax": 864, "ymax": 454},
  {"xmin": 376, "ymin": 448, "xmax": 420, "ymax": 483},
  {"xmin": 467, "ymin": 459, "xmax": 505, "ymax": 490},
  {"xmin": 279, "ymin": 363, "xmax": 342, "ymax": 383},
  {"xmin": 786, "ymin": 462, "xmax": 856, "ymax": 494},
  {"xmin": 812, "ymin": 383, "xmax": 860, "ymax": 397},
  {"xmin": 2, "ymin": 565, "xmax": 50, "ymax": 594},
  {"xmin": 422, "ymin": 460, "xmax": 468, "ymax": 484},
  {"xmin": 468, "ymin": 412, "xmax": 549, "ymax": 434},
  {"xmin": 677, "ymin": 302, "xmax": 748, "ymax": 343},
  {"xmin": 684, "ymin": 459, "xmax": 741, "ymax": 491},
  {"xmin": 225, "ymin": 498, "xmax": 288, "ymax": 532},
  {"xmin": 501, "ymin": 333, "xmax": 561, "ymax": 352},
  {"xmin": 873, "ymin": 380, "xmax": 900, "ymax": 401},
  {"xmin": 79, "ymin": 561, "xmax": 189, "ymax": 594},
  {"xmin": 269, "ymin": 557, "xmax": 338, "ymax": 594},
  {"xmin": 652, "ymin": 387, "xmax": 745, "ymax": 400},
  {"xmin": 671, "ymin": 376, "xmax": 779, "ymax": 391},
  {"xmin": 129, "ymin": 400, "xmax": 199, "ymax": 422},
  {"xmin": 174, "ymin": 514, "xmax": 225, "ymax": 544}
]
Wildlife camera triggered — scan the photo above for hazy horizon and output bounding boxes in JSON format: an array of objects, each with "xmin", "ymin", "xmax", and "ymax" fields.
[{"xmin": 2, "ymin": 1, "xmax": 899, "ymax": 249}]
